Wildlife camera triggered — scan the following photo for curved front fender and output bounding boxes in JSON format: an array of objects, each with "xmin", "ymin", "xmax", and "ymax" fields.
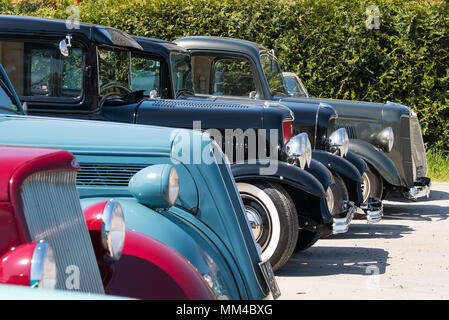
[
  {"xmin": 349, "ymin": 139, "xmax": 402, "ymax": 186},
  {"xmin": 344, "ymin": 151, "xmax": 367, "ymax": 176},
  {"xmin": 312, "ymin": 150, "xmax": 363, "ymax": 205},
  {"xmin": 304, "ymin": 159, "xmax": 332, "ymax": 190},
  {"xmin": 231, "ymin": 160, "xmax": 326, "ymax": 199},
  {"xmin": 80, "ymin": 197, "xmax": 211, "ymax": 275}
]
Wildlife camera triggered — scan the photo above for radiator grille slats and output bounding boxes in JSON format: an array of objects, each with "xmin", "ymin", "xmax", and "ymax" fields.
[
  {"xmin": 21, "ymin": 171, "xmax": 105, "ymax": 294},
  {"xmin": 77, "ymin": 164, "xmax": 148, "ymax": 186},
  {"xmin": 410, "ymin": 116, "xmax": 428, "ymax": 177}
]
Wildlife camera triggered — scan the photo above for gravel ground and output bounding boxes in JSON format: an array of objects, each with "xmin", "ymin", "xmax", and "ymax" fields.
[{"xmin": 276, "ymin": 182, "xmax": 449, "ymax": 300}]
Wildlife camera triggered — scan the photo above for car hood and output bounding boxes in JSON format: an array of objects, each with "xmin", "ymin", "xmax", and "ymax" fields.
[
  {"xmin": 286, "ymin": 97, "xmax": 411, "ymax": 123},
  {"xmin": 0, "ymin": 114, "xmax": 180, "ymax": 155}
]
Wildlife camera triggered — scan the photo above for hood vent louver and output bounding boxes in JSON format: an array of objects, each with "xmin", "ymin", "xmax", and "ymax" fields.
[{"xmin": 76, "ymin": 164, "xmax": 148, "ymax": 187}]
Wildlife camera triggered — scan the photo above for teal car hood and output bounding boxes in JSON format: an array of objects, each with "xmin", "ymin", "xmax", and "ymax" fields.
[{"xmin": 0, "ymin": 114, "xmax": 175, "ymax": 155}]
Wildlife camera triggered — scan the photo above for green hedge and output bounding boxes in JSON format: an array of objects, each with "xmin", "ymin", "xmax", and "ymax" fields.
[{"xmin": 1, "ymin": 0, "xmax": 449, "ymax": 150}]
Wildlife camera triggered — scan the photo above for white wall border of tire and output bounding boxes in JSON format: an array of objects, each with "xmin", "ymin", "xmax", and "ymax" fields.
[{"xmin": 236, "ymin": 182, "xmax": 281, "ymax": 262}]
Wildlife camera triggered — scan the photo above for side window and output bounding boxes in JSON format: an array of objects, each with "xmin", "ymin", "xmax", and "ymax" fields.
[
  {"xmin": 61, "ymin": 48, "xmax": 83, "ymax": 97},
  {"xmin": 0, "ymin": 40, "xmax": 84, "ymax": 100},
  {"xmin": 29, "ymin": 48, "xmax": 52, "ymax": 96},
  {"xmin": 98, "ymin": 48, "xmax": 130, "ymax": 91},
  {"xmin": 213, "ymin": 58, "xmax": 256, "ymax": 97},
  {"xmin": 284, "ymin": 77, "xmax": 298, "ymax": 95},
  {"xmin": 131, "ymin": 56, "xmax": 161, "ymax": 95},
  {"xmin": 260, "ymin": 54, "xmax": 288, "ymax": 96}
]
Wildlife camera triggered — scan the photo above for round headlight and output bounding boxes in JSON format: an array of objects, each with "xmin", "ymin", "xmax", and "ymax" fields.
[
  {"xmin": 377, "ymin": 127, "xmax": 394, "ymax": 152},
  {"xmin": 168, "ymin": 167, "xmax": 180, "ymax": 206},
  {"xmin": 301, "ymin": 133, "xmax": 312, "ymax": 166},
  {"xmin": 102, "ymin": 199, "xmax": 126, "ymax": 261},
  {"xmin": 30, "ymin": 242, "xmax": 57, "ymax": 290},
  {"xmin": 327, "ymin": 128, "xmax": 349, "ymax": 157},
  {"xmin": 282, "ymin": 132, "xmax": 310, "ymax": 169}
]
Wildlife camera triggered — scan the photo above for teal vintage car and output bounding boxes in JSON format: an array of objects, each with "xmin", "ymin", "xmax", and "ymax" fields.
[{"xmin": 0, "ymin": 64, "xmax": 278, "ymax": 300}]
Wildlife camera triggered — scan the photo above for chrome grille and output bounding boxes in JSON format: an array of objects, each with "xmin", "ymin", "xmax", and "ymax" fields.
[
  {"xmin": 77, "ymin": 164, "xmax": 148, "ymax": 187},
  {"xmin": 21, "ymin": 171, "xmax": 105, "ymax": 294},
  {"xmin": 410, "ymin": 115, "xmax": 428, "ymax": 178}
]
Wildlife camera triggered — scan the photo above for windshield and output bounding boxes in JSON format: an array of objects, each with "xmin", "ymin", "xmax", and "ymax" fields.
[
  {"xmin": 0, "ymin": 81, "xmax": 20, "ymax": 114},
  {"xmin": 0, "ymin": 68, "xmax": 20, "ymax": 114},
  {"xmin": 98, "ymin": 47, "xmax": 131, "ymax": 94},
  {"xmin": 260, "ymin": 53, "xmax": 288, "ymax": 96},
  {"xmin": 284, "ymin": 75, "xmax": 308, "ymax": 97},
  {"xmin": 170, "ymin": 52, "xmax": 194, "ymax": 97}
]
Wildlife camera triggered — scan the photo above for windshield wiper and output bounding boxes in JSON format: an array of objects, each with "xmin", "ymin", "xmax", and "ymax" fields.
[
  {"xmin": 176, "ymin": 88, "xmax": 195, "ymax": 98},
  {"xmin": 0, "ymin": 105, "xmax": 20, "ymax": 115}
]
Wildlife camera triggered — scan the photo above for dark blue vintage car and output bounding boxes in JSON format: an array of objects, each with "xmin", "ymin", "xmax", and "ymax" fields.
[{"xmin": 0, "ymin": 15, "xmax": 360, "ymax": 270}]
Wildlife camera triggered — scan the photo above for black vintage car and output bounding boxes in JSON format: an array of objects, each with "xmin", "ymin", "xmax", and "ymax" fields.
[
  {"xmin": 134, "ymin": 36, "xmax": 383, "ymax": 218},
  {"xmin": 0, "ymin": 15, "xmax": 357, "ymax": 270},
  {"xmin": 282, "ymin": 71, "xmax": 431, "ymax": 202},
  {"xmin": 174, "ymin": 35, "xmax": 429, "ymax": 203}
]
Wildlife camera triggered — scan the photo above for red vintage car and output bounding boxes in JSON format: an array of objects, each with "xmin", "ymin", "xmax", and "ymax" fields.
[{"xmin": 0, "ymin": 146, "xmax": 215, "ymax": 300}]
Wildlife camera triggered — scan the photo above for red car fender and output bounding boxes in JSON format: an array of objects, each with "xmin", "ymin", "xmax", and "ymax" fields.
[
  {"xmin": 0, "ymin": 242, "xmax": 36, "ymax": 286},
  {"xmin": 104, "ymin": 229, "xmax": 216, "ymax": 300}
]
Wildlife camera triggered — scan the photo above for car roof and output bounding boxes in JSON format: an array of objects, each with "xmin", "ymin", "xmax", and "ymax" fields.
[
  {"xmin": 0, "ymin": 15, "xmax": 142, "ymax": 50},
  {"xmin": 174, "ymin": 36, "xmax": 269, "ymax": 58},
  {"xmin": 132, "ymin": 35, "xmax": 189, "ymax": 59}
]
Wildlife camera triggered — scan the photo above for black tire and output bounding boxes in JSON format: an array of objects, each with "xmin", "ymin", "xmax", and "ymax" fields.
[
  {"xmin": 327, "ymin": 171, "xmax": 349, "ymax": 217},
  {"xmin": 361, "ymin": 161, "xmax": 383, "ymax": 202},
  {"xmin": 237, "ymin": 181, "xmax": 298, "ymax": 271},
  {"xmin": 294, "ymin": 229, "xmax": 321, "ymax": 252}
]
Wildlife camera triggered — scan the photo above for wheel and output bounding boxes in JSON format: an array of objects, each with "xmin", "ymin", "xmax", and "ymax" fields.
[
  {"xmin": 361, "ymin": 161, "xmax": 383, "ymax": 202},
  {"xmin": 294, "ymin": 229, "xmax": 321, "ymax": 252},
  {"xmin": 237, "ymin": 181, "xmax": 298, "ymax": 271},
  {"xmin": 326, "ymin": 171, "xmax": 349, "ymax": 217}
]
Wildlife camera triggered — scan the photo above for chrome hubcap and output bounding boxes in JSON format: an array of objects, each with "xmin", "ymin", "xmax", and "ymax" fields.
[
  {"xmin": 326, "ymin": 187, "xmax": 335, "ymax": 214},
  {"xmin": 361, "ymin": 172, "xmax": 371, "ymax": 203},
  {"xmin": 242, "ymin": 194, "xmax": 272, "ymax": 251},
  {"xmin": 245, "ymin": 207, "xmax": 263, "ymax": 241}
]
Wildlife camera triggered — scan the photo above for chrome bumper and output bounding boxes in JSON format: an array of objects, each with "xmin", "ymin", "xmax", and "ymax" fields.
[
  {"xmin": 359, "ymin": 197, "xmax": 383, "ymax": 224},
  {"xmin": 332, "ymin": 200, "xmax": 355, "ymax": 234},
  {"xmin": 403, "ymin": 177, "xmax": 431, "ymax": 201}
]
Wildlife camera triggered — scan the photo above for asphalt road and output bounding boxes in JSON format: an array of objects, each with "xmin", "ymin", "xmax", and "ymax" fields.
[{"xmin": 276, "ymin": 182, "xmax": 449, "ymax": 300}]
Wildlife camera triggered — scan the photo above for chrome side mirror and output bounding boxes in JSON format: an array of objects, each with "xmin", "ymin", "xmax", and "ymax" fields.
[
  {"xmin": 22, "ymin": 102, "xmax": 28, "ymax": 115},
  {"xmin": 249, "ymin": 91, "xmax": 257, "ymax": 99},
  {"xmin": 59, "ymin": 35, "xmax": 73, "ymax": 57},
  {"xmin": 149, "ymin": 89, "xmax": 158, "ymax": 99}
]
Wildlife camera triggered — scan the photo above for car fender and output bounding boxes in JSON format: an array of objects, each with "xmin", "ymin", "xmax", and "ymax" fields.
[
  {"xmin": 231, "ymin": 161, "xmax": 332, "ymax": 226},
  {"xmin": 231, "ymin": 160, "xmax": 325, "ymax": 199},
  {"xmin": 312, "ymin": 150, "xmax": 363, "ymax": 205},
  {"xmin": 344, "ymin": 151, "xmax": 367, "ymax": 176},
  {"xmin": 304, "ymin": 159, "xmax": 332, "ymax": 191},
  {"xmin": 105, "ymin": 230, "xmax": 215, "ymax": 300},
  {"xmin": 349, "ymin": 139, "xmax": 402, "ymax": 186},
  {"xmin": 79, "ymin": 197, "xmax": 240, "ymax": 297}
]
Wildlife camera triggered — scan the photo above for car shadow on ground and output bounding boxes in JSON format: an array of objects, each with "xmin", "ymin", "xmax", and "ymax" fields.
[
  {"xmin": 276, "ymin": 246, "xmax": 389, "ymax": 277},
  {"xmin": 381, "ymin": 189, "xmax": 449, "ymax": 221},
  {"xmin": 325, "ymin": 223, "xmax": 414, "ymax": 240}
]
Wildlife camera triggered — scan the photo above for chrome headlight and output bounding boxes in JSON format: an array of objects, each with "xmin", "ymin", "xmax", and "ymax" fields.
[
  {"xmin": 199, "ymin": 248, "xmax": 231, "ymax": 300},
  {"xmin": 282, "ymin": 132, "xmax": 311, "ymax": 169},
  {"xmin": 327, "ymin": 128, "xmax": 349, "ymax": 157},
  {"xmin": 102, "ymin": 199, "xmax": 126, "ymax": 261},
  {"xmin": 375, "ymin": 127, "xmax": 394, "ymax": 152},
  {"xmin": 30, "ymin": 242, "xmax": 57, "ymax": 289}
]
